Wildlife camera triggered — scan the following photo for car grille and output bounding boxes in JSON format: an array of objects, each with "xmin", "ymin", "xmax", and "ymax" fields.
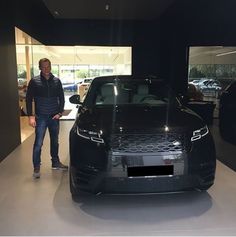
[{"xmin": 110, "ymin": 133, "xmax": 188, "ymax": 153}]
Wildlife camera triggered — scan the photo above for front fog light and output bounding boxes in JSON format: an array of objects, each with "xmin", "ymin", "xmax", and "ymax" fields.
[{"xmin": 191, "ymin": 126, "xmax": 209, "ymax": 142}]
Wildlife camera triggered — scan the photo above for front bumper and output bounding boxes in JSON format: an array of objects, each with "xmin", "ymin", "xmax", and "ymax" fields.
[
  {"xmin": 69, "ymin": 129, "xmax": 216, "ymax": 195},
  {"xmin": 70, "ymin": 164, "xmax": 215, "ymax": 194}
]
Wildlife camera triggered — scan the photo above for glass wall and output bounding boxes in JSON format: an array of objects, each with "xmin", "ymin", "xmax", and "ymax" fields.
[
  {"xmin": 15, "ymin": 27, "xmax": 132, "ymax": 96},
  {"xmin": 188, "ymin": 46, "xmax": 236, "ymax": 119},
  {"xmin": 188, "ymin": 46, "xmax": 236, "ymax": 100}
]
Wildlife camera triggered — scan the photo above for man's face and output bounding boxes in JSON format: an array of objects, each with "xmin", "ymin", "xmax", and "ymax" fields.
[{"xmin": 40, "ymin": 61, "xmax": 51, "ymax": 78}]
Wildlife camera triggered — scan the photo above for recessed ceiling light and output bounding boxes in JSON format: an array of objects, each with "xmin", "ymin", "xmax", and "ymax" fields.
[
  {"xmin": 105, "ymin": 4, "xmax": 109, "ymax": 11},
  {"xmin": 216, "ymin": 50, "xmax": 236, "ymax": 57}
]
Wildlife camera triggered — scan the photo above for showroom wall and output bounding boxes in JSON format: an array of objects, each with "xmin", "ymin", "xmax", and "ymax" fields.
[
  {"xmin": 157, "ymin": 0, "xmax": 236, "ymax": 92},
  {"xmin": 0, "ymin": 2, "xmax": 21, "ymax": 162},
  {"xmin": 2, "ymin": 0, "xmax": 236, "ymax": 161}
]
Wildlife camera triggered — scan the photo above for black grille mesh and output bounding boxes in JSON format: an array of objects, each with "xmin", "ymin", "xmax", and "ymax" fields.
[{"xmin": 110, "ymin": 133, "xmax": 187, "ymax": 153}]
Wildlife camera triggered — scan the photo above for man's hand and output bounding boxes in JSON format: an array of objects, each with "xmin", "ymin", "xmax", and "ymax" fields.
[
  {"xmin": 52, "ymin": 113, "xmax": 62, "ymax": 120},
  {"xmin": 28, "ymin": 116, "xmax": 36, "ymax": 127}
]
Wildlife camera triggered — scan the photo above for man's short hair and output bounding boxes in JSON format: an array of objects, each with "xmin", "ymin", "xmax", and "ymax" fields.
[{"xmin": 39, "ymin": 58, "xmax": 51, "ymax": 68}]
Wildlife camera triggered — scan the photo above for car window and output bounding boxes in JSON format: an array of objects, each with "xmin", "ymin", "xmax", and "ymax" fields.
[{"xmin": 83, "ymin": 79, "xmax": 179, "ymax": 107}]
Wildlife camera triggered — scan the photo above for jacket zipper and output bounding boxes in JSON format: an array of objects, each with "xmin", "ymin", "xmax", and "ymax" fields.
[{"xmin": 46, "ymin": 80, "xmax": 50, "ymax": 97}]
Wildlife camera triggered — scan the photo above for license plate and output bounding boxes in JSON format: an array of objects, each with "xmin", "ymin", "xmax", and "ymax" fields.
[{"xmin": 127, "ymin": 165, "xmax": 174, "ymax": 177}]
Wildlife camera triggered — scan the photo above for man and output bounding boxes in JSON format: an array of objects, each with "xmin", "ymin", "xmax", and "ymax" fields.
[{"xmin": 26, "ymin": 58, "xmax": 68, "ymax": 179}]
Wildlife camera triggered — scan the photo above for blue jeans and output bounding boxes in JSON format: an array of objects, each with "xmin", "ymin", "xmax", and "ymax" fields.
[{"xmin": 33, "ymin": 115, "xmax": 60, "ymax": 168}]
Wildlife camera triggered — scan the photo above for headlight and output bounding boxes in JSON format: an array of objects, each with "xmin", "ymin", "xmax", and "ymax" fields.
[
  {"xmin": 191, "ymin": 125, "xmax": 209, "ymax": 142},
  {"xmin": 76, "ymin": 127, "xmax": 104, "ymax": 143}
]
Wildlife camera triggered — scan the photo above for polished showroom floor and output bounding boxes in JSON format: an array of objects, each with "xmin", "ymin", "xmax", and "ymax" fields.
[{"xmin": 1, "ymin": 119, "xmax": 236, "ymax": 235}]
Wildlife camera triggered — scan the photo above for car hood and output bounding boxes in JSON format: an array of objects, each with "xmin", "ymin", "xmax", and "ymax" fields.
[{"xmin": 76, "ymin": 105, "xmax": 204, "ymax": 134}]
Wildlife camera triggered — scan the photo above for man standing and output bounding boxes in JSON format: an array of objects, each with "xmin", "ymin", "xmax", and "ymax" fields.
[{"xmin": 26, "ymin": 58, "xmax": 68, "ymax": 179}]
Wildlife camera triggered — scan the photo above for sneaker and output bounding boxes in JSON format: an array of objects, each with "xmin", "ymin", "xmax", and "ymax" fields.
[
  {"xmin": 33, "ymin": 167, "xmax": 40, "ymax": 179},
  {"xmin": 52, "ymin": 162, "xmax": 68, "ymax": 170}
]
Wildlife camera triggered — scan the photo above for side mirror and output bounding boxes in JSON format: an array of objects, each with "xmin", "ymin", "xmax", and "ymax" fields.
[{"xmin": 69, "ymin": 94, "xmax": 82, "ymax": 104}]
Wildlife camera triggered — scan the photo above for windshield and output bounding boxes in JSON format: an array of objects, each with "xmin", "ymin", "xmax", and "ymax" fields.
[{"xmin": 83, "ymin": 78, "xmax": 179, "ymax": 107}]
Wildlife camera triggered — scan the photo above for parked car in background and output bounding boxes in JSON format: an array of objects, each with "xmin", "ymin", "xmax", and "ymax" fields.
[
  {"xmin": 68, "ymin": 75, "xmax": 216, "ymax": 200},
  {"xmin": 78, "ymin": 78, "xmax": 94, "ymax": 85},
  {"xmin": 189, "ymin": 79, "xmax": 201, "ymax": 87},
  {"xmin": 191, "ymin": 78, "xmax": 222, "ymax": 97},
  {"xmin": 219, "ymin": 80, "xmax": 236, "ymax": 143},
  {"xmin": 62, "ymin": 83, "xmax": 78, "ymax": 92},
  {"xmin": 199, "ymin": 79, "xmax": 222, "ymax": 97}
]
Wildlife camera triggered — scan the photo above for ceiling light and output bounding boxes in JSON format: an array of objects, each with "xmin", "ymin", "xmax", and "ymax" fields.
[
  {"xmin": 216, "ymin": 50, "xmax": 236, "ymax": 57},
  {"xmin": 105, "ymin": 4, "xmax": 109, "ymax": 11},
  {"xmin": 54, "ymin": 11, "xmax": 59, "ymax": 16},
  {"xmin": 164, "ymin": 125, "xmax": 169, "ymax": 132}
]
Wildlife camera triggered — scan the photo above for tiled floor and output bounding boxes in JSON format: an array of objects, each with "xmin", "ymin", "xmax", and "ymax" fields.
[{"xmin": 2, "ymin": 118, "xmax": 236, "ymax": 235}]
